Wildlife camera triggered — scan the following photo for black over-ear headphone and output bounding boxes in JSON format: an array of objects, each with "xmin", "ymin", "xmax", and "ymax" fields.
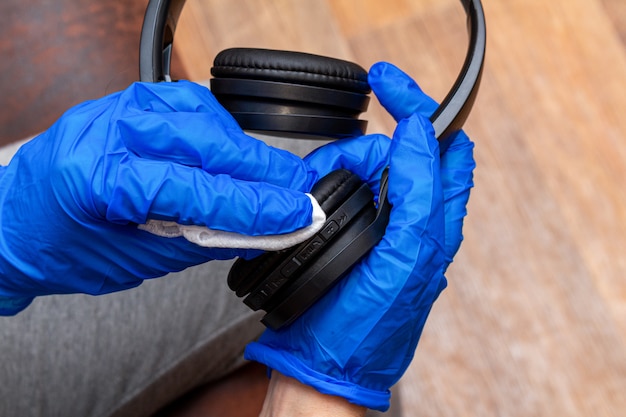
[{"xmin": 140, "ymin": 0, "xmax": 486, "ymax": 330}]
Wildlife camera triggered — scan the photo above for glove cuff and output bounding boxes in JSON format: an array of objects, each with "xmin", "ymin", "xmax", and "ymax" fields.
[{"xmin": 245, "ymin": 341, "xmax": 391, "ymax": 412}]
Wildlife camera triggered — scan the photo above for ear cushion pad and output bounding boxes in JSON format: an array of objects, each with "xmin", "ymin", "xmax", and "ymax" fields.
[
  {"xmin": 227, "ymin": 169, "xmax": 364, "ymax": 297},
  {"xmin": 310, "ymin": 169, "xmax": 364, "ymax": 213},
  {"xmin": 212, "ymin": 48, "xmax": 370, "ymax": 94}
]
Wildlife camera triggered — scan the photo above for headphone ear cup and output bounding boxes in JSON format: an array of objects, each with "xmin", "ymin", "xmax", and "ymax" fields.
[
  {"xmin": 227, "ymin": 249, "xmax": 290, "ymax": 297},
  {"xmin": 227, "ymin": 169, "xmax": 365, "ymax": 300},
  {"xmin": 210, "ymin": 48, "xmax": 371, "ymax": 137},
  {"xmin": 310, "ymin": 169, "xmax": 364, "ymax": 212}
]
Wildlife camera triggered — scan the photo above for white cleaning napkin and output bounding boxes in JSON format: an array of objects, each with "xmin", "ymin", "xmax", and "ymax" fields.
[{"xmin": 139, "ymin": 193, "xmax": 326, "ymax": 251}]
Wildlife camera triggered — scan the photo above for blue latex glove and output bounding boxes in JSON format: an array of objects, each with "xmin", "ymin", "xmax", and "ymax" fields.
[
  {"xmin": 245, "ymin": 62, "xmax": 476, "ymax": 411},
  {"xmin": 0, "ymin": 80, "xmax": 321, "ymax": 315}
]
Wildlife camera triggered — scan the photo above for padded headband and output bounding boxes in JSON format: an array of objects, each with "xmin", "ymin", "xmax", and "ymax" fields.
[{"xmin": 139, "ymin": 0, "xmax": 486, "ymax": 143}]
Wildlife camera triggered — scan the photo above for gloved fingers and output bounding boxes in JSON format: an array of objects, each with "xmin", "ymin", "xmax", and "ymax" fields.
[
  {"xmin": 368, "ymin": 62, "xmax": 439, "ymax": 121},
  {"xmin": 102, "ymin": 156, "xmax": 315, "ymax": 236},
  {"xmin": 356, "ymin": 113, "xmax": 446, "ymax": 297},
  {"xmin": 303, "ymin": 114, "xmax": 445, "ymax": 330},
  {"xmin": 369, "ymin": 61, "xmax": 476, "ymax": 263},
  {"xmin": 98, "ymin": 225, "xmax": 258, "ymax": 276},
  {"xmin": 303, "ymin": 134, "xmax": 391, "ymax": 193},
  {"xmin": 306, "ymin": 114, "xmax": 446, "ymax": 292},
  {"xmin": 117, "ymin": 112, "xmax": 316, "ymax": 191},
  {"xmin": 119, "ymin": 80, "xmax": 238, "ymax": 121},
  {"xmin": 439, "ymin": 130, "xmax": 476, "ymax": 263}
]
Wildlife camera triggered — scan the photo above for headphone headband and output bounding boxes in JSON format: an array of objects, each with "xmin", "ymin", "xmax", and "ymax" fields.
[
  {"xmin": 432, "ymin": 0, "xmax": 486, "ymax": 141},
  {"xmin": 139, "ymin": 0, "xmax": 486, "ymax": 142}
]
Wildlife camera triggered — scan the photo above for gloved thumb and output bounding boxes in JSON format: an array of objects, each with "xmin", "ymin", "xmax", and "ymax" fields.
[{"xmin": 368, "ymin": 62, "xmax": 439, "ymax": 121}]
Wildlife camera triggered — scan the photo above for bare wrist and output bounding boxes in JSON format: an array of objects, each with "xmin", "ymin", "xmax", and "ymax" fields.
[{"xmin": 259, "ymin": 370, "xmax": 366, "ymax": 417}]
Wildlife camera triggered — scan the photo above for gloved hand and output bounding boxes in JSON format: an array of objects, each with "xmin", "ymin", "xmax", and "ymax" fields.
[
  {"xmin": 245, "ymin": 62, "xmax": 476, "ymax": 411},
  {"xmin": 0, "ymin": 80, "xmax": 325, "ymax": 315}
]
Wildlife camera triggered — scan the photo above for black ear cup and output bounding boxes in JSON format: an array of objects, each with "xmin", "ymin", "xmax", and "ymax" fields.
[
  {"xmin": 227, "ymin": 168, "xmax": 391, "ymax": 330},
  {"xmin": 227, "ymin": 169, "xmax": 363, "ymax": 297},
  {"xmin": 227, "ymin": 169, "xmax": 365, "ymax": 297},
  {"xmin": 210, "ymin": 48, "xmax": 371, "ymax": 138}
]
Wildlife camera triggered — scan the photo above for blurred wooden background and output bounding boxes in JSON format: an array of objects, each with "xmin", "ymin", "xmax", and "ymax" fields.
[
  {"xmin": 3, "ymin": 0, "xmax": 626, "ymax": 416},
  {"xmin": 0, "ymin": 1, "xmax": 150, "ymax": 143},
  {"xmin": 173, "ymin": 1, "xmax": 626, "ymax": 415}
]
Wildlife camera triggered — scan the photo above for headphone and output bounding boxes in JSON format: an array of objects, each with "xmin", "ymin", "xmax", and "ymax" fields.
[{"xmin": 140, "ymin": 0, "xmax": 486, "ymax": 330}]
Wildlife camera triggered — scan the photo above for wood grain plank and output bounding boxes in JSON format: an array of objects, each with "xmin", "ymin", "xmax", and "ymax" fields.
[
  {"xmin": 480, "ymin": 0, "xmax": 626, "ymax": 341},
  {"xmin": 0, "ymin": 0, "xmax": 153, "ymax": 144},
  {"xmin": 175, "ymin": 0, "xmax": 354, "ymax": 80},
  {"xmin": 601, "ymin": 0, "xmax": 626, "ymax": 48}
]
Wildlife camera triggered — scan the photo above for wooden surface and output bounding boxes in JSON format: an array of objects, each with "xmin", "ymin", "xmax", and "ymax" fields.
[
  {"xmin": 171, "ymin": 0, "xmax": 626, "ymax": 416},
  {"xmin": 0, "ymin": 0, "xmax": 151, "ymax": 144},
  {"xmin": 0, "ymin": 0, "xmax": 190, "ymax": 144}
]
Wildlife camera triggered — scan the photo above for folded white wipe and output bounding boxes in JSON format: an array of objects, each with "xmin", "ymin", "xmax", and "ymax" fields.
[{"xmin": 139, "ymin": 194, "xmax": 326, "ymax": 251}]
